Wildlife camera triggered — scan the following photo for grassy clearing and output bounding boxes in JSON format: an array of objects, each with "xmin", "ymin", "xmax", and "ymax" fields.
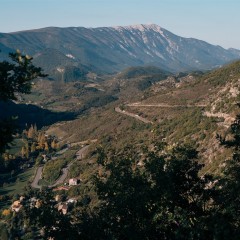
[
  {"xmin": 8, "ymin": 138, "xmax": 25, "ymax": 155},
  {"xmin": 22, "ymin": 91, "xmax": 46, "ymax": 103},
  {"xmin": 0, "ymin": 168, "xmax": 34, "ymax": 209}
]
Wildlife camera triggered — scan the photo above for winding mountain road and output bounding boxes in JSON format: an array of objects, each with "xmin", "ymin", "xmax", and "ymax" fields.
[
  {"xmin": 117, "ymin": 101, "xmax": 234, "ymax": 129},
  {"xmin": 115, "ymin": 107, "xmax": 153, "ymax": 124},
  {"xmin": 31, "ymin": 145, "xmax": 90, "ymax": 189},
  {"xmin": 115, "ymin": 102, "xmax": 207, "ymax": 124},
  {"xmin": 203, "ymin": 111, "xmax": 234, "ymax": 127},
  {"xmin": 127, "ymin": 103, "xmax": 207, "ymax": 108},
  {"xmin": 31, "ymin": 166, "xmax": 43, "ymax": 189}
]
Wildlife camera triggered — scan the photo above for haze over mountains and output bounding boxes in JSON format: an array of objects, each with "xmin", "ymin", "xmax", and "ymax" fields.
[{"xmin": 0, "ymin": 24, "xmax": 240, "ymax": 80}]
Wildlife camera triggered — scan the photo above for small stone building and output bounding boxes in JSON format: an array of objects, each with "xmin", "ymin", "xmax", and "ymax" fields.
[{"xmin": 69, "ymin": 178, "xmax": 78, "ymax": 186}]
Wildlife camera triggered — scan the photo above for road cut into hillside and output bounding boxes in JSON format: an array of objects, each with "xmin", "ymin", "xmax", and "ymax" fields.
[
  {"xmin": 31, "ymin": 145, "xmax": 90, "ymax": 189},
  {"xmin": 115, "ymin": 107, "xmax": 153, "ymax": 124}
]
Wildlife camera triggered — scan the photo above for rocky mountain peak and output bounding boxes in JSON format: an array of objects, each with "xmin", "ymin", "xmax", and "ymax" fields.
[{"xmin": 112, "ymin": 23, "xmax": 164, "ymax": 34}]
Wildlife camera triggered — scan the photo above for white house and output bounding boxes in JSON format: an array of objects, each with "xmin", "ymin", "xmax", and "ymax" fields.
[{"xmin": 69, "ymin": 178, "xmax": 78, "ymax": 186}]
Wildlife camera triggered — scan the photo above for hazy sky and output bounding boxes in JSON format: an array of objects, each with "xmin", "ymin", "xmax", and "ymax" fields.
[{"xmin": 1, "ymin": 0, "xmax": 240, "ymax": 49}]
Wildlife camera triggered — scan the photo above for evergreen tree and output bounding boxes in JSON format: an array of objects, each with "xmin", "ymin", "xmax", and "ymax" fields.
[
  {"xmin": 0, "ymin": 50, "xmax": 46, "ymax": 155},
  {"xmin": 0, "ymin": 50, "xmax": 46, "ymax": 101}
]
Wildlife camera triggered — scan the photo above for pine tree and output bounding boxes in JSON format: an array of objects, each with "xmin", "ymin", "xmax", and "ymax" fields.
[{"xmin": 0, "ymin": 51, "xmax": 46, "ymax": 154}]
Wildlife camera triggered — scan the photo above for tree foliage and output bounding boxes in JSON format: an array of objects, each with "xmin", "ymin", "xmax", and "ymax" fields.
[
  {"xmin": 78, "ymin": 144, "xmax": 216, "ymax": 240},
  {"xmin": 0, "ymin": 50, "xmax": 46, "ymax": 101},
  {"xmin": 6, "ymin": 135, "xmax": 240, "ymax": 239},
  {"xmin": 0, "ymin": 50, "xmax": 46, "ymax": 154}
]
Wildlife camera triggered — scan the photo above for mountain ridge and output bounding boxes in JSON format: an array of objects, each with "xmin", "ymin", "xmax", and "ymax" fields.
[{"xmin": 0, "ymin": 24, "xmax": 240, "ymax": 78}]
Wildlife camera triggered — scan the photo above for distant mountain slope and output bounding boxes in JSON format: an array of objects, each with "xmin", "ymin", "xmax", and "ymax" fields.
[
  {"xmin": 0, "ymin": 24, "xmax": 240, "ymax": 75},
  {"xmin": 116, "ymin": 66, "xmax": 170, "ymax": 79}
]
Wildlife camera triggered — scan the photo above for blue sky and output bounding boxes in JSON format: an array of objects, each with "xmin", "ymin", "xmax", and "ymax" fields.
[{"xmin": 1, "ymin": 0, "xmax": 240, "ymax": 49}]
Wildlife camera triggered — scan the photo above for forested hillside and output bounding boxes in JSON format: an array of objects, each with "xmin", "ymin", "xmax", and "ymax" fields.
[{"xmin": 1, "ymin": 51, "xmax": 240, "ymax": 239}]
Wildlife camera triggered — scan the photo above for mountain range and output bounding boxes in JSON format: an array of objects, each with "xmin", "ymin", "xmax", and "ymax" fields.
[{"xmin": 0, "ymin": 24, "xmax": 240, "ymax": 79}]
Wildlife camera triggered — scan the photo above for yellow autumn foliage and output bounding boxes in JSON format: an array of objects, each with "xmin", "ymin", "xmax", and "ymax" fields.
[{"xmin": 2, "ymin": 209, "xmax": 11, "ymax": 216}]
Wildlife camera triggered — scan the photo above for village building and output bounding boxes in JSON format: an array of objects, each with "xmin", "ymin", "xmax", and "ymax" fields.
[
  {"xmin": 11, "ymin": 200, "xmax": 22, "ymax": 212},
  {"xmin": 35, "ymin": 199, "xmax": 42, "ymax": 208},
  {"xmin": 69, "ymin": 178, "xmax": 78, "ymax": 186}
]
